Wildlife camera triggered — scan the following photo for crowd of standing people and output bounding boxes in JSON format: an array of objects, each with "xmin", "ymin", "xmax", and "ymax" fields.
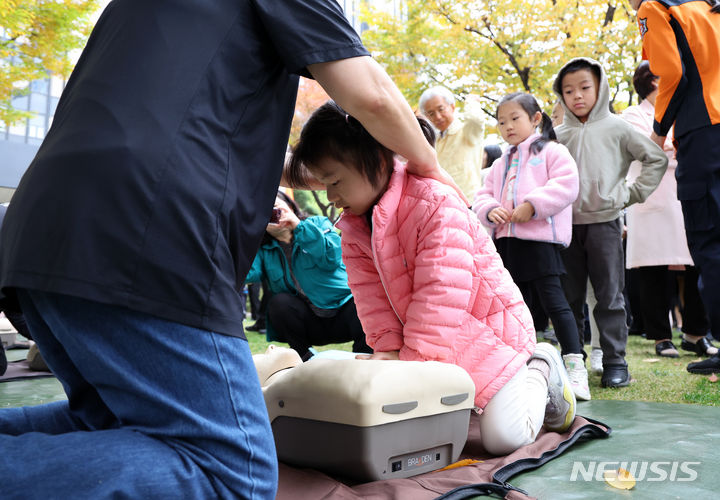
[{"xmin": 426, "ymin": 49, "xmax": 718, "ymax": 396}]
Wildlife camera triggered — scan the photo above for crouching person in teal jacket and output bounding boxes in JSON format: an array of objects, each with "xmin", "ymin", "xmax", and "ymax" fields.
[{"xmin": 246, "ymin": 191, "xmax": 371, "ymax": 361}]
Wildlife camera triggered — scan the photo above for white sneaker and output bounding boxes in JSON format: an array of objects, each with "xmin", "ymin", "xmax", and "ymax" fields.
[
  {"xmin": 590, "ymin": 348, "xmax": 603, "ymax": 375},
  {"xmin": 563, "ymin": 353, "xmax": 591, "ymax": 401},
  {"xmin": 530, "ymin": 343, "xmax": 576, "ymax": 432}
]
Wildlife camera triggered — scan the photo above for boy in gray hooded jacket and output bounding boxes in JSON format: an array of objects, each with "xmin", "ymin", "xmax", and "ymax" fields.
[{"xmin": 553, "ymin": 57, "xmax": 667, "ymax": 388}]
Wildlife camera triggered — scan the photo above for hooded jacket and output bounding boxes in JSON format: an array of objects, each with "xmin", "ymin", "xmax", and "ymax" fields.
[
  {"xmin": 553, "ymin": 57, "xmax": 668, "ymax": 225},
  {"xmin": 337, "ymin": 161, "xmax": 535, "ymax": 409},
  {"xmin": 473, "ymin": 133, "xmax": 579, "ymax": 247}
]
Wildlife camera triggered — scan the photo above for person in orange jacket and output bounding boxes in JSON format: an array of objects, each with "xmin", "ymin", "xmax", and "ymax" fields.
[{"xmin": 630, "ymin": 0, "xmax": 720, "ymax": 374}]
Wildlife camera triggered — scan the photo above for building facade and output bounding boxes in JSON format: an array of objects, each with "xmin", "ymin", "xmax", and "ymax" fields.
[{"xmin": 0, "ymin": 76, "xmax": 64, "ymax": 202}]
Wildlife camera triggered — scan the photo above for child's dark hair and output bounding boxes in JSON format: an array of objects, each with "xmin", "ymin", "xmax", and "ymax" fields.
[
  {"xmin": 417, "ymin": 116, "xmax": 436, "ymax": 147},
  {"xmin": 558, "ymin": 60, "xmax": 602, "ymax": 88},
  {"xmin": 496, "ymin": 92, "xmax": 556, "ymax": 154},
  {"xmin": 286, "ymin": 101, "xmax": 393, "ymax": 189},
  {"xmin": 632, "ymin": 61, "xmax": 657, "ymax": 100},
  {"xmin": 483, "ymin": 144, "xmax": 502, "ymax": 169},
  {"xmin": 705, "ymin": 0, "xmax": 720, "ymax": 13},
  {"xmin": 287, "ymin": 101, "xmax": 434, "ymax": 188}
]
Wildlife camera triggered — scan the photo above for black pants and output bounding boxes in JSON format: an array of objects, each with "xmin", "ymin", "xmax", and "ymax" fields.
[
  {"xmin": 678, "ymin": 267, "xmax": 710, "ymax": 336},
  {"xmin": 634, "ymin": 266, "xmax": 708, "ymax": 341},
  {"xmin": 676, "ymin": 123, "xmax": 720, "ymax": 340},
  {"xmin": 626, "ymin": 268, "xmax": 644, "ymax": 335},
  {"xmin": 267, "ymin": 293, "xmax": 371, "ymax": 359},
  {"xmin": 562, "ymin": 219, "xmax": 628, "ymax": 365},
  {"xmin": 246, "ymin": 282, "xmax": 262, "ymax": 321},
  {"xmin": 517, "ymin": 274, "xmax": 582, "ymax": 356}
]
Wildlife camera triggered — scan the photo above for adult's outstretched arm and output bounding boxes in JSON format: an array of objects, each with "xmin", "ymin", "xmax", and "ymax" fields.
[{"xmin": 284, "ymin": 56, "xmax": 468, "ymax": 205}]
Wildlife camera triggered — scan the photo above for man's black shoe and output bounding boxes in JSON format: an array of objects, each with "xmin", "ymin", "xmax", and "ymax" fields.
[
  {"xmin": 687, "ymin": 353, "xmax": 720, "ymax": 374},
  {"xmin": 245, "ymin": 322, "xmax": 266, "ymax": 333},
  {"xmin": 680, "ymin": 337, "xmax": 718, "ymax": 357},
  {"xmin": 601, "ymin": 363, "xmax": 631, "ymax": 388}
]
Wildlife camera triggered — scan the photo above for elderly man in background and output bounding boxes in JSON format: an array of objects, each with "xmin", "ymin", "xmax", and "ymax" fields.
[{"xmin": 419, "ymin": 86, "xmax": 486, "ymax": 200}]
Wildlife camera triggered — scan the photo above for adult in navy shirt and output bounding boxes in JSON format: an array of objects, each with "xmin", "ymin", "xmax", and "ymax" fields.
[
  {"xmin": 0, "ymin": 205, "xmax": 6, "ymax": 375},
  {"xmin": 0, "ymin": 1, "xmax": 456, "ymax": 498}
]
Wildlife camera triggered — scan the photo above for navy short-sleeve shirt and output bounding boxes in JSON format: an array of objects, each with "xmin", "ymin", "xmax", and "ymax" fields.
[{"xmin": 0, "ymin": 0, "xmax": 369, "ymax": 337}]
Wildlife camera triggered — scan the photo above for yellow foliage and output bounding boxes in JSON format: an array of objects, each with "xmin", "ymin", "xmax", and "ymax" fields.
[
  {"xmin": 362, "ymin": 0, "xmax": 642, "ymax": 118},
  {"xmin": 1, "ymin": 0, "xmax": 98, "ymax": 125}
]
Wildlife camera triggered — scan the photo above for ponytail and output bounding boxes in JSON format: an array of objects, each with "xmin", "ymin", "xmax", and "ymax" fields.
[
  {"xmin": 497, "ymin": 92, "xmax": 558, "ymax": 155},
  {"xmin": 529, "ymin": 112, "xmax": 557, "ymax": 155},
  {"xmin": 417, "ymin": 116, "xmax": 436, "ymax": 147}
]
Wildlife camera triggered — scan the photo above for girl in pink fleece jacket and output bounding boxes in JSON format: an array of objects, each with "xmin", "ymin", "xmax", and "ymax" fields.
[
  {"xmin": 473, "ymin": 92, "xmax": 588, "ymax": 401},
  {"xmin": 286, "ymin": 101, "xmax": 576, "ymax": 455}
]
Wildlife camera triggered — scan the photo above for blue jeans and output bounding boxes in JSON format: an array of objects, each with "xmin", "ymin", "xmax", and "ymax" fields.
[{"xmin": 0, "ymin": 290, "xmax": 277, "ymax": 499}]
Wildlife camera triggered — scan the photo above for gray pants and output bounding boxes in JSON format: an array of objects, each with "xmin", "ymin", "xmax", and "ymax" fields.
[{"xmin": 561, "ymin": 218, "xmax": 628, "ymax": 366}]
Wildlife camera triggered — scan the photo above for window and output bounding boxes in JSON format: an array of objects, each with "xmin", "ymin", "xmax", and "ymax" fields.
[{"xmin": 30, "ymin": 79, "xmax": 49, "ymax": 94}]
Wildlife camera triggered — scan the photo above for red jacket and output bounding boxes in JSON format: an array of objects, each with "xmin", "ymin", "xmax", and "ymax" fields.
[
  {"xmin": 638, "ymin": 0, "xmax": 720, "ymax": 137},
  {"xmin": 337, "ymin": 161, "xmax": 535, "ymax": 409}
]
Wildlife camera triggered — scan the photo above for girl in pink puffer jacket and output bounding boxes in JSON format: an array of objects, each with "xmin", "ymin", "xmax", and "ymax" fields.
[
  {"xmin": 473, "ymin": 92, "xmax": 588, "ymax": 402},
  {"xmin": 286, "ymin": 101, "xmax": 576, "ymax": 455}
]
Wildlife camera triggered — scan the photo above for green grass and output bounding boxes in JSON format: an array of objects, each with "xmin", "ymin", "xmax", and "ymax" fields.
[
  {"xmin": 588, "ymin": 331, "xmax": 720, "ymax": 406},
  {"xmin": 244, "ymin": 319, "xmax": 354, "ymax": 356},
  {"xmin": 246, "ymin": 318, "xmax": 720, "ymax": 407}
]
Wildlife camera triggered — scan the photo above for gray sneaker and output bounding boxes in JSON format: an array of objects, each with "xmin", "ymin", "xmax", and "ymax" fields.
[{"xmin": 530, "ymin": 343, "xmax": 577, "ymax": 432}]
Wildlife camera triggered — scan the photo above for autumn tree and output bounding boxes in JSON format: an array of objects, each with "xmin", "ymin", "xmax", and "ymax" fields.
[
  {"xmin": 0, "ymin": 0, "xmax": 98, "ymax": 125},
  {"xmin": 361, "ymin": 0, "xmax": 641, "ymax": 122},
  {"xmin": 289, "ymin": 77, "xmax": 330, "ymax": 144}
]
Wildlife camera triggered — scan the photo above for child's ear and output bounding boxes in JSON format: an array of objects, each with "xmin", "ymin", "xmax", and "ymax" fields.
[{"xmin": 533, "ymin": 111, "xmax": 542, "ymax": 126}]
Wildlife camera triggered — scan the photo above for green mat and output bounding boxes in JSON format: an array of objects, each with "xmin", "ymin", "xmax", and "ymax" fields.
[
  {"xmin": 0, "ymin": 349, "xmax": 64, "ymax": 409},
  {"xmin": 512, "ymin": 400, "xmax": 719, "ymax": 499},
  {"xmin": 1, "ymin": 349, "xmax": 717, "ymax": 499}
]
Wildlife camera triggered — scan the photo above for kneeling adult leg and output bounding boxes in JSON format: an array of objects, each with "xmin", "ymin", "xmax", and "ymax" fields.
[
  {"xmin": 0, "ymin": 292, "xmax": 116, "ymax": 436},
  {"xmin": 0, "ymin": 290, "xmax": 277, "ymax": 500}
]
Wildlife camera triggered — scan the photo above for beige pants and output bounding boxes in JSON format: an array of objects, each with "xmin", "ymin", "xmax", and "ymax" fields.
[{"xmin": 477, "ymin": 364, "xmax": 548, "ymax": 455}]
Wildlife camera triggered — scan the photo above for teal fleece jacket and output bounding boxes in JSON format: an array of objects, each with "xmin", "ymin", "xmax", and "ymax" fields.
[
  {"xmin": 553, "ymin": 57, "xmax": 668, "ymax": 225},
  {"xmin": 245, "ymin": 216, "xmax": 353, "ymax": 311}
]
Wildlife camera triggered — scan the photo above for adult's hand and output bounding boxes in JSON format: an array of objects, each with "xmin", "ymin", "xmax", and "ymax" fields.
[
  {"xmin": 650, "ymin": 130, "xmax": 666, "ymax": 149},
  {"xmin": 278, "ymin": 204, "xmax": 300, "ymax": 230},
  {"xmin": 405, "ymin": 161, "xmax": 470, "ymax": 206},
  {"xmin": 266, "ymin": 204, "xmax": 299, "ymax": 239}
]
